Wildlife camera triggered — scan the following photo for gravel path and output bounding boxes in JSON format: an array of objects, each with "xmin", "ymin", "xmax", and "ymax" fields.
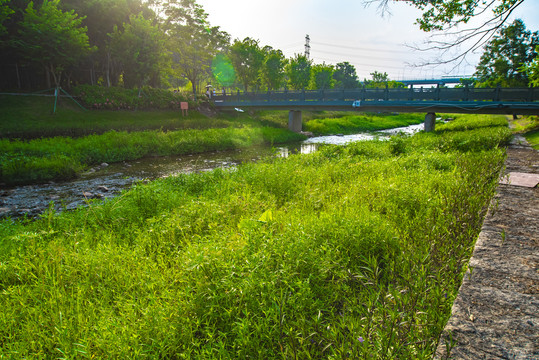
[{"xmin": 435, "ymin": 136, "xmax": 538, "ymax": 359}]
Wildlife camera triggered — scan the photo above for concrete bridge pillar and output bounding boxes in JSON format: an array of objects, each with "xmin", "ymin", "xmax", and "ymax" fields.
[
  {"xmin": 288, "ymin": 110, "xmax": 302, "ymax": 132},
  {"xmin": 425, "ymin": 112, "xmax": 436, "ymax": 132}
]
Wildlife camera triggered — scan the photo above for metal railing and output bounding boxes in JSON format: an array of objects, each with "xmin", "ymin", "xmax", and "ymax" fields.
[{"xmin": 212, "ymin": 86, "xmax": 538, "ymax": 104}]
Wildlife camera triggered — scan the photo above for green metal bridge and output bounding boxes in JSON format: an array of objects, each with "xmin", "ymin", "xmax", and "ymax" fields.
[{"xmin": 211, "ymin": 86, "xmax": 539, "ymax": 132}]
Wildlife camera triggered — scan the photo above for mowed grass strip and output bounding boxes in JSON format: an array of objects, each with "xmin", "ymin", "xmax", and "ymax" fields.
[
  {"xmin": 0, "ymin": 115, "xmax": 511, "ymax": 358},
  {"xmin": 0, "ymin": 95, "xmax": 238, "ymax": 139}
]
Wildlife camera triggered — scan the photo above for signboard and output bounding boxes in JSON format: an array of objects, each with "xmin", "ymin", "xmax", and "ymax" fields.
[{"xmin": 180, "ymin": 102, "xmax": 188, "ymax": 116}]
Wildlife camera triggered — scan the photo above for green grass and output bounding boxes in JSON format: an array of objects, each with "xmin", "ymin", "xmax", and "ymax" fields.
[
  {"xmin": 0, "ymin": 95, "xmax": 276, "ymax": 139},
  {"xmin": 3, "ymin": 96, "xmax": 420, "ymax": 140},
  {"xmin": 0, "ymin": 115, "xmax": 511, "ymax": 359},
  {"xmin": 513, "ymin": 115, "xmax": 539, "ymax": 150},
  {"xmin": 303, "ymin": 112, "xmax": 424, "ymax": 134},
  {"xmin": 0, "ymin": 96, "xmax": 433, "ymax": 186},
  {"xmin": 525, "ymin": 129, "xmax": 539, "ymax": 149},
  {"xmin": 510, "ymin": 115, "xmax": 539, "ymax": 133},
  {"xmin": 0, "ymin": 127, "xmax": 306, "ymax": 185}
]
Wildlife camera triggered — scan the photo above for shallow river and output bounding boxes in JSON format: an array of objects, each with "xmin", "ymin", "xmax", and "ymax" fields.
[{"xmin": 0, "ymin": 123, "xmax": 423, "ymax": 219}]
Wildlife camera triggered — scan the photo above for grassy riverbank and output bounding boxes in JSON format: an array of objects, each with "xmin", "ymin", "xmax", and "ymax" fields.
[
  {"xmin": 0, "ymin": 95, "xmax": 426, "ymax": 185},
  {"xmin": 512, "ymin": 115, "xmax": 539, "ymax": 149},
  {"xmin": 527, "ymin": 129, "xmax": 539, "ymax": 149},
  {"xmin": 0, "ymin": 95, "xmax": 263, "ymax": 139},
  {"xmin": 303, "ymin": 112, "xmax": 424, "ymax": 134},
  {"xmin": 0, "ymin": 115, "xmax": 511, "ymax": 358},
  {"xmin": 0, "ymin": 127, "xmax": 306, "ymax": 185},
  {"xmin": 1, "ymin": 95, "xmax": 423, "ymax": 139},
  {"xmin": 253, "ymin": 110, "xmax": 425, "ymax": 135}
]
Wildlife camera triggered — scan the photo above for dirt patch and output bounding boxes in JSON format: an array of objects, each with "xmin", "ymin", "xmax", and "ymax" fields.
[{"xmin": 435, "ymin": 135, "xmax": 538, "ymax": 359}]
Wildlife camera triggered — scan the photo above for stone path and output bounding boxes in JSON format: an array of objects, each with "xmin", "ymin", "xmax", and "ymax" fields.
[{"xmin": 435, "ymin": 136, "xmax": 538, "ymax": 359}]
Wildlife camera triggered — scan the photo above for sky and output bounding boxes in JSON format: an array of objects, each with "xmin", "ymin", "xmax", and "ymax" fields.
[{"xmin": 196, "ymin": 0, "xmax": 539, "ymax": 81}]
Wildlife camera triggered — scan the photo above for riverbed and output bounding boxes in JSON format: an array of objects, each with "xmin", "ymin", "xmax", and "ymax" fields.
[{"xmin": 0, "ymin": 123, "xmax": 423, "ymax": 219}]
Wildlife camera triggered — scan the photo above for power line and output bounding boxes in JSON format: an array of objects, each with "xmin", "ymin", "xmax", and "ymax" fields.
[
  {"xmin": 311, "ymin": 40, "xmax": 413, "ymax": 55},
  {"xmin": 313, "ymin": 56, "xmax": 411, "ymax": 70},
  {"xmin": 313, "ymin": 48, "xmax": 413, "ymax": 62},
  {"xmin": 280, "ymin": 42, "xmax": 304, "ymax": 50}
]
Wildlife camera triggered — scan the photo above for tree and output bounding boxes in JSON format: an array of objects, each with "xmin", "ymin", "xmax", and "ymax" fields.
[
  {"xmin": 60, "ymin": 0, "xmax": 150, "ymax": 87},
  {"xmin": 170, "ymin": 3, "xmax": 229, "ymax": 97},
  {"xmin": 109, "ymin": 13, "xmax": 167, "ymax": 88},
  {"xmin": 521, "ymin": 45, "xmax": 539, "ymax": 87},
  {"xmin": 286, "ymin": 54, "xmax": 311, "ymax": 90},
  {"xmin": 212, "ymin": 53, "xmax": 235, "ymax": 89},
  {"xmin": 364, "ymin": 71, "xmax": 405, "ymax": 88},
  {"xmin": 475, "ymin": 19, "xmax": 538, "ymax": 87},
  {"xmin": 370, "ymin": 70, "xmax": 389, "ymax": 83},
  {"xmin": 15, "ymin": 0, "xmax": 93, "ymax": 88},
  {"xmin": 229, "ymin": 37, "xmax": 264, "ymax": 92},
  {"xmin": 310, "ymin": 63, "xmax": 334, "ymax": 90},
  {"xmin": 366, "ymin": 0, "xmax": 526, "ymax": 67},
  {"xmin": 260, "ymin": 47, "xmax": 286, "ymax": 91},
  {"xmin": 0, "ymin": 0, "xmax": 14, "ymax": 37},
  {"xmin": 333, "ymin": 62, "xmax": 359, "ymax": 89}
]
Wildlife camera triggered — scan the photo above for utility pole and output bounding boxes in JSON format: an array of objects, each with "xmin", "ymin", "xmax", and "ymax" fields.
[{"xmin": 305, "ymin": 34, "xmax": 310, "ymax": 60}]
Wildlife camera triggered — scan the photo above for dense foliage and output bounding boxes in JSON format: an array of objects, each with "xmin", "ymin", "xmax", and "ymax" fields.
[
  {"xmin": 2, "ymin": 0, "xmax": 536, "ymax": 94},
  {"xmin": 0, "ymin": 115, "xmax": 511, "ymax": 358},
  {"xmin": 475, "ymin": 19, "xmax": 538, "ymax": 87},
  {"xmin": 0, "ymin": 0, "xmax": 383, "ymax": 93},
  {"xmin": 14, "ymin": 0, "xmax": 93, "ymax": 88},
  {"xmin": 71, "ymin": 84, "xmax": 195, "ymax": 110}
]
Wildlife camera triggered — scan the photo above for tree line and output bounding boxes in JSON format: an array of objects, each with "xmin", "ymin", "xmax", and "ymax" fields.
[
  {"xmin": 0, "ymin": 0, "xmax": 537, "ymax": 97},
  {"xmin": 0, "ymin": 0, "xmax": 369, "ymax": 95}
]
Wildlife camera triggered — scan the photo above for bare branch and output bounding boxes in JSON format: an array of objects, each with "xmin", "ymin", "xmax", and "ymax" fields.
[{"xmin": 405, "ymin": 0, "xmax": 524, "ymax": 69}]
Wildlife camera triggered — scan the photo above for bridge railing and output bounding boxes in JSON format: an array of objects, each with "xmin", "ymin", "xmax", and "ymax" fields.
[{"xmin": 212, "ymin": 87, "xmax": 538, "ymax": 104}]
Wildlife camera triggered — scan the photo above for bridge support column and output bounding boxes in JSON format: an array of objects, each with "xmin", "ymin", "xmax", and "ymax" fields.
[
  {"xmin": 424, "ymin": 112, "xmax": 436, "ymax": 132},
  {"xmin": 288, "ymin": 110, "xmax": 302, "ymax": 132}
]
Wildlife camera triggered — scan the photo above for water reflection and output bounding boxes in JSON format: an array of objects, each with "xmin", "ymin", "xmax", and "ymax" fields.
[
  {"xmin": 302, "ymin": 123, "xmax": 424, "ymax": 146},
  {"xmin": 379, "ymin": 123, "xmax": 424, "ymax": 135},
  {"xmin": 304, "ymin": 133, "xmax": 378, "ymax": 145},
  {"xmin": 276, "ymin": 143, "xmax": 318, "ymax": 157}
]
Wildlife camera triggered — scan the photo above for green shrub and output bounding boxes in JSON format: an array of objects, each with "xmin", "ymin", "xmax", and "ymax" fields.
[{"xmin": 72, "ymin": 85, "xmax": 199, "ymax": 110}]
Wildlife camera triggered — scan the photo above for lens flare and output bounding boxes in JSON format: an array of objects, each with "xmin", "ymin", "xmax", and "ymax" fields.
[{"xmin": 212, "ymin": 53, "xmax": 236, "ymax": 87}]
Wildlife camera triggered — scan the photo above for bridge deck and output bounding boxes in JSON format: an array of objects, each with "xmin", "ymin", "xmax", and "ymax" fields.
[{"xmin": 212, "ymin": 87, "xmax": 539, "ymax": 115}]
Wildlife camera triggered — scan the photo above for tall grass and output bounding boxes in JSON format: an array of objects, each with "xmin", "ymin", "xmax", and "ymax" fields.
[
  {"xmin": 526, "ymin": 129, "xmax": 539, "ymax": 149},
  {"xmin": 303, "ymin": 112, "xmax": 424, "ymax": 134},
  {"xmin": 0, "ymin": 127, "xmax": 305, "ymax": 185},
  {"xmin": 0, "ymin": 115, "xmax": 511, "ymax": 358}
]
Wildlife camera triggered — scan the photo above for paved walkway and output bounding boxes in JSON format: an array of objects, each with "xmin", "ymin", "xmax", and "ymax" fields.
[{"xmin": 435, "ymin": 136, "xmax": 538, "ymax": 359}]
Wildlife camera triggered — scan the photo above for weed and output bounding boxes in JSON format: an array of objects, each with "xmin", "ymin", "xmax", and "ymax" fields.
[{"xmin": 0, "ymin": 114, "xmax": 509, "ymax": 358}]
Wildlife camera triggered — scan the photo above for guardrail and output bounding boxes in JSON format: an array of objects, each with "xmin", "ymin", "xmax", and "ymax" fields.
[{"xmin": 212, "ymin": 86, "xmax": 538, "ymax": 103}]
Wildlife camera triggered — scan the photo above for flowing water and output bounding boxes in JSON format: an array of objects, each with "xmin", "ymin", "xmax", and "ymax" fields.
[{"xmin": 0, "ymin": 124, "xmax": 423, "ymax": 219}]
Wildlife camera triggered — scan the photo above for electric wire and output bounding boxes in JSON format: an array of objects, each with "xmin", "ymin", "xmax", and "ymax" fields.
[{"xmin": 310, "ymin": 41, "xmax": 412, "ymax": 55}]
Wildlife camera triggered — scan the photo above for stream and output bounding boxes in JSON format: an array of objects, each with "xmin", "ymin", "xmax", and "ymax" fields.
[{"xmin": 0, "ymin": 123, "xmax": 423, "ymax": 219}]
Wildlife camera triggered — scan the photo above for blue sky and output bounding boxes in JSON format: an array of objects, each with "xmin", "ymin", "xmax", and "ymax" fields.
[{"xmin": 197, "ymin": 0, "xmax": 539, "ymax": 81}]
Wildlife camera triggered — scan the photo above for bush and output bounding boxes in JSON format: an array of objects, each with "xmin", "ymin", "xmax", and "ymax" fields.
[{"xmin": 72, "ymin": 85, "xmax": 199, "ymax": 111}]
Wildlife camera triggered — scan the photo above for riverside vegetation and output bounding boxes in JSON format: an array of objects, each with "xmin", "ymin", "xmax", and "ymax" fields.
[
  {"xmin": 0, "ymin": 114, "xmax": 512, "ymax": 358},
  {"xmin": 0, "ymin": 95, "xmax": 423, "ymax": 185}
]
